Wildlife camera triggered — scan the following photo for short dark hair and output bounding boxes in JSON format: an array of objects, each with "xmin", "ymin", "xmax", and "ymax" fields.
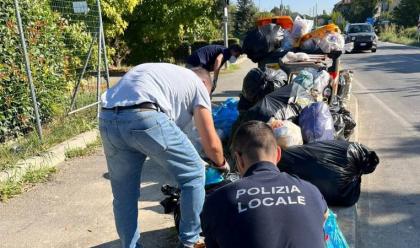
[
  {"xmin": 231, "ymin": 121, "xmax": 277, "ymax": 162},
  {"xmin": 229, "ymin": 44, "xmax": 242, "ymax": 54}
]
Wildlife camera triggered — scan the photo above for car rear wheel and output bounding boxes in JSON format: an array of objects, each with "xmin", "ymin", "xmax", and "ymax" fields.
[{"xmin": 371, "ymin": 48, "xmax": 377, "ymax": 53}]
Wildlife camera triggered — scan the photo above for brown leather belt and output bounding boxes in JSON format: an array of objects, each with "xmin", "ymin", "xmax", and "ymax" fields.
[{"xmin": 102, "ymin": 102, "xmax": 160, "ymax": 112}]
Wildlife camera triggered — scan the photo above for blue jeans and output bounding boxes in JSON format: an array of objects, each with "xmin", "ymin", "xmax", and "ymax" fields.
[{"xmin": 99, "ymin": 109, "xmax": 205, "ymax": 248}]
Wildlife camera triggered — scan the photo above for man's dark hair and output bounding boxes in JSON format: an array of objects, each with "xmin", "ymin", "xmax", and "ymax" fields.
[
  {"xmin": 229, "ymin": 44, "xmax": 242, "ymax": 54},
  {"xmin": 231, "ymin": 121, "xmax": 277, "ymax": 162}
]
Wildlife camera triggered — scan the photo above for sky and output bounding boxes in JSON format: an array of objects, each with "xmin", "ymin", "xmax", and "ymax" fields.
[{"xmin": 233, "ymin": 0, "xmax": 339, "ymax": 16}]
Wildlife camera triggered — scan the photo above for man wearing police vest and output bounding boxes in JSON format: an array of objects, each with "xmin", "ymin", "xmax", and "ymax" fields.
[{"xmin": 201, "ymin": 121, "xmax": 328, "ymax": 248}]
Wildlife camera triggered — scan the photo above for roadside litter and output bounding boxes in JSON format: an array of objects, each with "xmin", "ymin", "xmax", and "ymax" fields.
[
  {"xmin": 299, "ymin": 102, "xmax": 335, "ymax": 143},
  {"xmin": 325, "ymin": 210, "xmax": 349, "ymax": 248},
  {"xmin": 242, "ymin": 85, "xmax": 301, "ymax": 123},
  {"xmin": 270, "ymin": 118, "xmax": 303, "ymax": 149},
  {"xmin": 242, "ymin": 23, "xmax": 285, "ymax": 63},
  {"xmin": 242, "ymin": 68, "xmax": 287, "ymax": 104},
  {"xmin": 330, "ymin": 105, "xmax": 356, "ymax": 140},
  {"xmin": 176, "ymin": 16, "xmax": 378, "ymax": 244},
  {"xmin": 278, "ymin": 140, "xmax": 379, "ymax": 206},
  {"xmin": 212, "ymin": 98, "xmax": 239, "ymax": 140}
]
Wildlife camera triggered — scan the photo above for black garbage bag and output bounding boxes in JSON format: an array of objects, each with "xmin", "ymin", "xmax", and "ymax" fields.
[
  {"xmin": 243, "ymin": 24, "xmax": 284, "ymax": 63},
  {"xmin": 242, "ymin": 68, "xmax": 288, "ymax": 104},
  {"xmin": 237, "ymin": 94, "xmax": 255, "ymax": 113},
  {"xmin": 278, "ymin": 140, "xmax": 380, "ymax": 206},
  {"xmin": 258, "ymin": 49, "xmax": 289, "ymax": 69},
  {"xmin": 244, "ymin": 85, "xmax": 301, "ymax": 123},
  {"xmin": 299, "ymin": 102, "xmax": 335, "ymax": 143},
  {"xmin": 330, "ymin": 106, "xmax": 356, "ymax": 140}
]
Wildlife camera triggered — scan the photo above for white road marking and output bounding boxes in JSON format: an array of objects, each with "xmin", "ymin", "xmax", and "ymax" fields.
[{"xmin": 353, "ymin": 79, "xmax": 414, "ymax": 129}]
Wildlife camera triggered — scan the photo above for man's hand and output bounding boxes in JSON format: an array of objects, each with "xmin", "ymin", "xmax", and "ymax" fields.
[
  {"xmin": 194, "ymin": 106, "xmax": 225, "ymax": 166},
  {"xmin": 209, "ymin": 159, "xmax": 230, "ymax": 173}
]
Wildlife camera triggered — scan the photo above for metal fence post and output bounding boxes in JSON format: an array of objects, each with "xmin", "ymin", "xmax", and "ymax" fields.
[
  {"xmin": 101, "ymin": 30, "xmax": 110, "ymax": 89},
  {"xmin": 13, "ymin": 0, "xmax": 43, "ymax": 140},
  {"xmin": 96, "ymin": 0, "xmax": 103, "ymax": 117}
]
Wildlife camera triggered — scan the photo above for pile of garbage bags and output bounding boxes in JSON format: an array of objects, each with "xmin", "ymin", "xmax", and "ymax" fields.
[
  {"xmin": 237, "ymin": 65, "xmax": 356, "ymax": 144},
  {"xmin": 243, "ymin": 16, "xmax": 345, "ymax": 65},
  {"xmin": 200, "ymin": 17, "xmax": 379, "ymax": 208}
]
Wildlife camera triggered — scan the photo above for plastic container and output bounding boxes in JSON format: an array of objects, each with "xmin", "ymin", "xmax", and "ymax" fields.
[{"xmin": 257, "ymin": 16, "xmax": 294, "ymax": 30}]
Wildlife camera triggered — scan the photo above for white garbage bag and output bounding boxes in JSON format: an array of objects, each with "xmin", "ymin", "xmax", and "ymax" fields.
[{"xmin": 319, "ymin": 33, "xmax": 345, "ymax": 53}]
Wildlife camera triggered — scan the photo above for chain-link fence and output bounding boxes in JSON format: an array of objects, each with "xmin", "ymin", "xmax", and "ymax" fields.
[{"xmin": 0, "ymin": 0, "xmax": 108, "ymax": 142}]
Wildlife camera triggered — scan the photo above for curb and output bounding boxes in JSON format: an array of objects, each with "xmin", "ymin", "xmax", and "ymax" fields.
[
  {"xmin": 379, "ymin": 41, "xmax": 420, "ymax": 50},
  {"xmin": 331, "ymin": 94, "xmax": 359, "ymax": 248},
  {"xmin": 0, "ymin": 130, "xmax": 99, "ymax": 184}
]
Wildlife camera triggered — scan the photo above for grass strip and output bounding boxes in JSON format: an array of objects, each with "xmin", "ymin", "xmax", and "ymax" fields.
[
  {"xmin": 65, "ymin": 138, "xmax": 102, "ymax": 159},
  {"xmin": 0, "ymin": 166, "xmax": 57, "ymax": 202},
  {"xmin": 380, "ymin": 25, "xmax": 420, "ymax": 47},
  {"xmin": 0, "ymin": 111, "xmax": 97, "ymax": 172}
]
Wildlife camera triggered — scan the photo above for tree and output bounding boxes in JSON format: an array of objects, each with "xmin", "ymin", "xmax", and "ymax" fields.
[
  {"xmin": 101, "ymin": 0, "xmax": 142, "ymax": 66},
  {"xmin": 270, "ymin": 4, "xmax": 292, "ymax": 16},
  {"xmin": 234, "ymin": 0, "xmax": 258, "ymax": 38},
  {"xmin": 271, "ymin": 6, "xmax": 281, "ymax": 16},
  {"xmin": 341, "ymin": 0, "xmax": 380, "ymax": 23},
  {"xmin": 331, "ymin": 11, "xmax": 347, "ymax": 31},
  {"xmin": 125, "ymin": 0, "xmax": 220, "ymax": 64},
  {"xmin": 393, "ymin": 0, "xmax": 420, "ymax": 27},
  {"xmin": 254, "ymin": 11, "xmax": 274, "ymax": 20}
]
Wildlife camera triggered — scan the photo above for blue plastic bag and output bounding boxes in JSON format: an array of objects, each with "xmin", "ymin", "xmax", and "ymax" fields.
[
  {"xmin": 212, "ymin": 98, "xmax": 239, "ymax": 138},
  {"xmin": 205, "ymin": 167, "xmax": 224, "ymax": 186},
  {"xmin": 325, "ymin": 210, "xmax": 349, "ymax": 248},
  {"xmin": 299, "ymin": 102, "xmax": 335, "ymax": 143}
]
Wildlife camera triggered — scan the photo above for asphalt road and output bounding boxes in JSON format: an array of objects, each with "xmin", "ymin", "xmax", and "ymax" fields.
[{"xmin": 341, "ymin": 41, "xmax": 420, "ymax": 248}]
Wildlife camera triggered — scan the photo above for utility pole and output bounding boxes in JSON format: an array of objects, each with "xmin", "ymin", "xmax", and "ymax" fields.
[
  {"xmin": 315, "ymin": 0, "xmax": 318, "ymax": 29},
  {"xmin": 280, "ymin": 0, "xmax": 283, "ymax": 16},
  {"xmin": 223, "ymin": 0, "xmax": 229, "ymax": 69}
]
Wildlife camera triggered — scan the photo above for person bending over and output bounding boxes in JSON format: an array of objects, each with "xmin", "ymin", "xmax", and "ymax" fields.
[
  {"xmin": 100, "ymin": 63, "xmax": 228, "ymax": 248},
  {"xmin": 201, "ymin": 120, "xmax": 328, "ymax": 248},
  {"xmin": 186, "ymin": 44, "xmax": 242, "ymax": 92}
]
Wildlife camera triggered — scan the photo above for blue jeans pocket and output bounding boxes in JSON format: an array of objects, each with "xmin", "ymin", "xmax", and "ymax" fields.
[{"xmin": 131, "ymin": 123, "xmax": 168, "ymax": 156}]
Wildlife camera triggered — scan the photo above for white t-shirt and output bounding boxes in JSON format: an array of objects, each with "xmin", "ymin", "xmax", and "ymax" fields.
[{"xmin": 101, "ymin": 63, "xmax": 212, "ymax": 130}]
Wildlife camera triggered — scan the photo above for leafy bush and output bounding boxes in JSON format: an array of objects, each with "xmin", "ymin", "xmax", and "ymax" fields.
[
  {"xmin": 0, "ymin": 0, "xmax": 68, "ymax": 141},
  {"xmin": 379, "ymin": 24, "xmax": 420, "ymax": 47},
  {"xmin": 173, "ymin": 41, "xmax": 190, "ymax": 63},
  {"xmin": 191, "ymin": 40, "xmax": 210, "ymax": 52},
  {"xmin": 0, "ymin": 0, "xmax": 95, "ymax": 141},
  {"xmin": 210, "ymin": 38, "xmax": 240, "ymax": 46},
  {"xmin": 125, "ymin": 0, "xmax": 220, "ymax": 64}
]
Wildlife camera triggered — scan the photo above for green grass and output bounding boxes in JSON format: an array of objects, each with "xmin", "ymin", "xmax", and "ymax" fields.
[
  {"xmin": 0, "ymin": 110, "xmax": 97, "ymax": 172},
  {"xmin": 0, "ymin": 166, "xmax": 57, "ymax": 202},
  {"xmin": 65, "ymin": 138, "xmax": 102, "ymax": 159},
  {"xmin": 220, "ymin": 63, "xmax": 241, "ymax": 74},
  {"xmin": 380, "ymin": 25, "xmax": 420, "ymax": 47}
]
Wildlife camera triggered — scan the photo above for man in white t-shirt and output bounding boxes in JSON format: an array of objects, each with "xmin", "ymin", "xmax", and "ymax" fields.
[{"xmin": 100, "ymin": 63, "xmax": 227, "ymax": 248}]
